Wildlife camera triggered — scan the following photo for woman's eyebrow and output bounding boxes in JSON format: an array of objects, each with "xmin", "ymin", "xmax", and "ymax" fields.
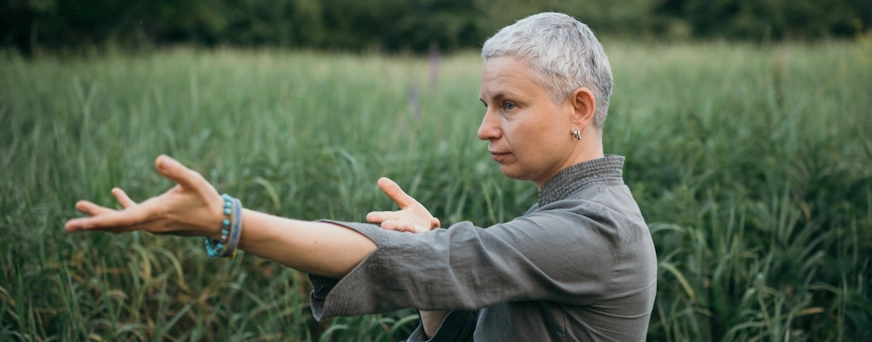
[{"xmin": 480, "ymin": 93, "xmax": 508, "ymax": 103}]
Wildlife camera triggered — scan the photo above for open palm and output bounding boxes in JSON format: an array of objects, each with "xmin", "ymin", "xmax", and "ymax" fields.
[
  {"xmin": 365, "ymin": 177, "xmax": 440, "ymax": 233},
  {"xmin": 65, "ymin": 155, "xmax": 225, "ymax": 238}
]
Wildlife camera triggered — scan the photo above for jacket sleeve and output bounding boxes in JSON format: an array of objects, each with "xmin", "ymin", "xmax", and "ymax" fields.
[{"xmin": 307, "ymin": 199, "xmax": 624, "ymax": 320}]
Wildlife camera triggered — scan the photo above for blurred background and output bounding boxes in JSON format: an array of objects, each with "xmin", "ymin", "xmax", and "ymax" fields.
[
  {"xmin": 2, "ymin": 1, "xmax": 872, "ymax": 342},
  {"xmin": 2, "ymin": 0, "xmax": 872, "ymax": 54}
]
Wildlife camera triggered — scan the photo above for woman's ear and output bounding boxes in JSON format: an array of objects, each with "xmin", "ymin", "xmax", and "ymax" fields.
[{"xmin": 569, "ymin": 87, "xmax": 596, "ymax": 128}]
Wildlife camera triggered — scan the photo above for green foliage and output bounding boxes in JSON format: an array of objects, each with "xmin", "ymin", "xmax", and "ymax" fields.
[
  {"xmin": 661, "ymin": 0, "xmax": 872, "ymax": 40},
  {"xmin": 2, "ymin": 0, "xmax": 872, "ymax": 54},
  {"xmin": 1, "ymin": 41, "xmax": 871, "ymax": 340}
]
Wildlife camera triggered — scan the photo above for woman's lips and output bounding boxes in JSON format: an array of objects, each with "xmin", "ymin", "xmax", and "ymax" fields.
[{"xmin": 490, "ymin": 151, "xmax": 510, "ymax": 162}]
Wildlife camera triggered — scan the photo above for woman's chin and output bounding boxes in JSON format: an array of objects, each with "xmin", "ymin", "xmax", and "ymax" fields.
[{"xmin": 498, "ymin": 166, "xmax": 528, "ymax": 181}]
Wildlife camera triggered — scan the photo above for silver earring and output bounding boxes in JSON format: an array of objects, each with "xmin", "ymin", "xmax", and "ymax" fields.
[{"xmin": 572, "ymin": 129, "xmax": 581, "ymax": 140}]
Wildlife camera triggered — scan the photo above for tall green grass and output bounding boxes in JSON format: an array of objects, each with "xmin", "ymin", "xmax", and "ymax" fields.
[{"xmin": 1, "ymin": 41, "xmax": 870, "ymax": 341}]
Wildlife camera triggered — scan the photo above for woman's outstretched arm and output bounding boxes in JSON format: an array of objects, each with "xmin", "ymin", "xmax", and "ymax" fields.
[
  {"xmin": 65, "ymin": 154, "xmax": 376, "ymax": 279},
  {"xmin": 235, "ymin": 211, "xmax": 376, "ymax": 278}
]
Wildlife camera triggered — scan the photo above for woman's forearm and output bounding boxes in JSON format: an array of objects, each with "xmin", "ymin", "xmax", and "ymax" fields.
[
  {"xmin": 234, "ymin": 209, "xmax": 454, "ymax": 339},
  {"xmin": 236, "ymin": 209, "xmax": 377, "ymax": 278}
]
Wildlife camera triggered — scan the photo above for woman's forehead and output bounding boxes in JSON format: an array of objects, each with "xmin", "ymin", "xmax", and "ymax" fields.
[{"xmin": 480, "ymin": 57, "xmax": 545, "ymax": 99}]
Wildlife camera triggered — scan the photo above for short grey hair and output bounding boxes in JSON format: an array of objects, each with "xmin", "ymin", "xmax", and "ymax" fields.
[{"xmin": 482, "ymin": 12, "xmax": 613, "ymax": 130}]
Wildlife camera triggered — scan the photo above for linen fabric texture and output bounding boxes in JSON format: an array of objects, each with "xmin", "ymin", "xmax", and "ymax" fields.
[{"xmin": 309, "ymin": 155, "xmax": 657, "ymax": 341}]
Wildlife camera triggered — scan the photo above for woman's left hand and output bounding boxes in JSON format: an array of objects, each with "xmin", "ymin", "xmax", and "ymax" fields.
[
  {"xmin": 65, "ymin": 155, "xmax": 225, "ymax": 238},
  {"xmin": 365, "ymin": 177, "xmax": 440, "ymax": 233}
]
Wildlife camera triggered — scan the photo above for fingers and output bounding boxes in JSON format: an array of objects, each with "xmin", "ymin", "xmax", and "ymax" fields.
[
  {"xmin": 379, "ymin": 220, "xmax": 415, "ymax": 232},
  {"xmin": 366, "ymin": 210, "xmax": 401, "ymax": 223},
  {"xmin": 75, "ymin": 200, "xmax": 117, "ymax": 216},
  {"xmin": 430, "ymin": 217, "xmax": 441, "ymax": 230},
  {"xmin": 65, "ymin": 216, "xmax": 144, "ymax": 234},
  {"xmin": 74, "ymin": 188, "xmax": 136, "ymax": 216},
  {"xmin": 65, "ymin": 215, "xmax": 98, "ymax": 232},
  {"xmin": 64, "ymin": 217, "xmax": 138, "ymax": 234},
  {"xmin": 68, "ymin": 189, "xmax": 137, "ymax": 233},
  {"xmin": 65, "ymin": 203, "xmax": 154, "ymax": 233},
  {"xmin": 377, "ymin": 177, "xmax": 416, "ymax": 209},
  {"xmin": 73, "ymin": 187, "xmax": 137, "ymax": 213},
  {"xmin": 112, "ymin": 188, "xmax": 137, "ymax": 208},
  {"xmin": 155, "ymin": 155, "xmax": 207, "ymax": 192},
  {"xmin": 66, "ymin": 156, "xmax": 211, "ymax": 235}
]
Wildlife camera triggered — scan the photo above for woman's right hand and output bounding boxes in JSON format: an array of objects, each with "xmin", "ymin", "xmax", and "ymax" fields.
[
  {"xmin": 65, "ymin": 155, "xmax": 226, "ymax": 239},
  {"xmin": 365, "ymin": 177, "xmax": 440, "ymax": 233}
]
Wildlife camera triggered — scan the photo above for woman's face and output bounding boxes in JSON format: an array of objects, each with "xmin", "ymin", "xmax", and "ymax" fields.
[{"xmin": 478, "ymin": 56, "xmax": 577, "ymax": 187}]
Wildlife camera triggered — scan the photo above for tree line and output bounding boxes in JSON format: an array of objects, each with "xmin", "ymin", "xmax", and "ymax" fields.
[{"xmin": 2, "ymin": 0, "xmax": 870, "ymax": 54}]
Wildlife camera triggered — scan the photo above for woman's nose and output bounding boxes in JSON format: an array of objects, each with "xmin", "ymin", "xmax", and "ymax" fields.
[{"xmin": 477, "ymin": 110, "xmax": 501, "ymax": 141}]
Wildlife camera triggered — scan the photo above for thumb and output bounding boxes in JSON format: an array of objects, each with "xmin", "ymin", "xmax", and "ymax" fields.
[
  {"xmin": 430, "ymin": 217, "xmax": 441, "ymax": 230},
  {"xmin": 155, "ymin": 155, "xmax": 204, "ymax": 190},
  {"xmin": 377, "ymin": 177, "xmax": 416, "ymax": 208}
]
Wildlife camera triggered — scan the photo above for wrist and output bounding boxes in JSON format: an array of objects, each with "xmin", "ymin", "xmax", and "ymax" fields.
[
  {"xmin": 204, "ymin": 194, "xmax": 243, "ymax": 258},
  {"xmin": 203, "ymin": 194, "xmax": 227, "ymax": 239}
]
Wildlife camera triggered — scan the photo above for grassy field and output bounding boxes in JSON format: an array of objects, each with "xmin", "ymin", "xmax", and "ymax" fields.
[{"xmin": 1, "ymin": 40, "xmax": 871, "ymax": 341}]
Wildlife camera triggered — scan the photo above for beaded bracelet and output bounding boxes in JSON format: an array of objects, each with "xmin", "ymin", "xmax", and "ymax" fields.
[{"xmin": 205, "ymin": 194, "xmax": 243, "ymax": 258}]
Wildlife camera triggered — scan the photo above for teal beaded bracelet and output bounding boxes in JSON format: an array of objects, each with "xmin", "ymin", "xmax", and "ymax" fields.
[{"xmin": 205, "ymin": 194, "xmax": 242, "ymax": 258}]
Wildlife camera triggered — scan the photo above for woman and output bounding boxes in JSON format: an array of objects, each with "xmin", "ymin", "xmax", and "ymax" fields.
[{"xmin": 66, "ymin": 12, "xmax": 656, "ymax": 341}]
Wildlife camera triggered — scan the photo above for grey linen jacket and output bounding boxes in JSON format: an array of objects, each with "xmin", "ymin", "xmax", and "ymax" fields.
[{"xmin": 309, "ymin": 155, "xmax": 657, "ymax": 341}]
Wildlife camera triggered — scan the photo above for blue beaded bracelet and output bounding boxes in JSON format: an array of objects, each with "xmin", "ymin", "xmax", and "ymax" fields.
[{"xmin": 205, "ymin": 194, "xmax": 243, "ymax": 258}]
